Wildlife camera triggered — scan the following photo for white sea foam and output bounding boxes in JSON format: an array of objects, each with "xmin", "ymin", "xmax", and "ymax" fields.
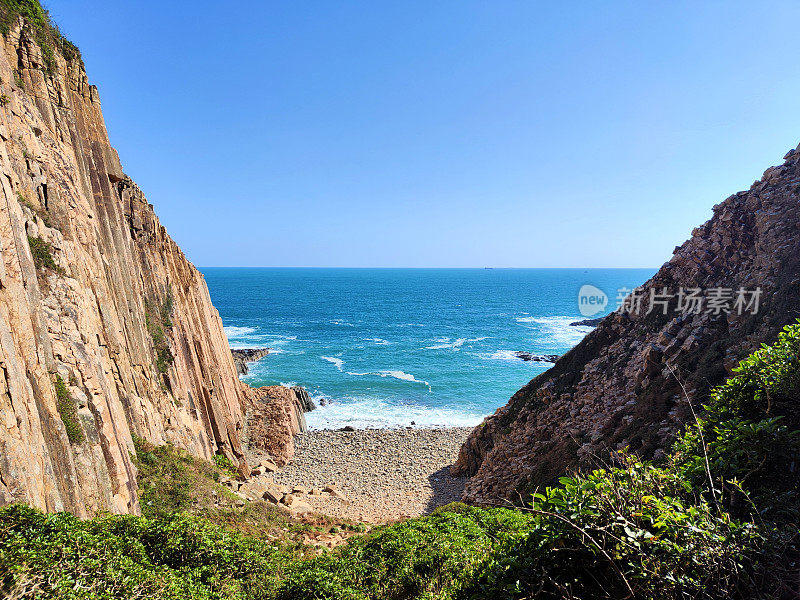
[
  {"xmin": 425, "ymin": 336, "xmax": 489, "ymax": 350},
  {"xmin": 346, "ymin": 369, "xmax": 431, "ymax": 391},
  {"xmin": 515, "ymin": 315, "xmax": 593, "ymax": 350},
  {"xmin": 224, "ymin": 326, "xmax": 256, "ymax": 338},
  {"xmin": 330, "ymin": 319, "xmax": 355, "ymax": 327},
  {"xmin": 484, "ymin": 349, "xmax": 520, "ymax": 361},
  {"xmin": 305, "ymin": 396, "xmax": 485, "ymax": 429},
  {"xmin": 321, "ymin": 356, "xmax": 344, "ymax": 371},
  {"xmin": 364, "ymin": 338, "xmax": 390, "ymax": 345}
]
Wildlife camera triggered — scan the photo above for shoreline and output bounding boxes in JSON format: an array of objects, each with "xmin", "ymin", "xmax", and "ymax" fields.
[{"xmin": 249, "ymin": 427, "xmax": 473, "ymax": 523}]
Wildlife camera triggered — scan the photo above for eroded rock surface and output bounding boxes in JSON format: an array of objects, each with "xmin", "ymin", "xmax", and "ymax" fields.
[
  {"xmin": 242, "ymin": 385, "xmax": 314, "ymax": 466},
  {"xmin": 0, "ymin": 18, "xmax": 248, "ymax": 516},
  {"xmin": 455, "ymin": 146, "xmax": 800, "ymax": 504}
]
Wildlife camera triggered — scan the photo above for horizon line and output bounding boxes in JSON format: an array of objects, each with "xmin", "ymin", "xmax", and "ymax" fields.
[{"xmin": 197, "ymin": 266, "xmax": 659, "ymax": 270}]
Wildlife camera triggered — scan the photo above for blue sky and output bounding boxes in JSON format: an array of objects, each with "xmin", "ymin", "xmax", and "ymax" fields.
[{"xmin": 46, "ymin": 1, "xmax": 800, "ymax": 268}]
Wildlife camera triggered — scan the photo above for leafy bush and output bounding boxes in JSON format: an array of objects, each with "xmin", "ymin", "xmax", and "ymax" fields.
[
  {"xmin": 145, "ymin": 295, "xmax": 174, "ymax": 374},
  {"xmin": 0, "ymin": 505, "xmax": 293, "ymax": 600},
  {"xmin": 673, "ymin": 322, "xmax": 800, "ymax": 520},
  {"xmin": 27, "ymin": 235, "xmax": 62, "ymax": 273},
  {"xmin": 54, "ymin": 374, "xmax": 83, "ymax": 444}
]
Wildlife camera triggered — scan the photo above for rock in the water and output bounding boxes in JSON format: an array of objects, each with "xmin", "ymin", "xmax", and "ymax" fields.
[
  {"xmin": 569, "ymin": 318, "xmax": 603, "ymax": 327},
  {"xmin": 514, "ymin": 352, "xmax": 559, "ymax": 363},
  {"xmin": 231, "ymin": 348, "xmax": 270, "ymax": 375}
]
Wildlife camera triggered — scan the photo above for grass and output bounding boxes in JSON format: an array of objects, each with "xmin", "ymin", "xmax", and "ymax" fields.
[
  {"xmin": 2, "ymin": 324, "xmax": 799, "ymax": 599},
  {"xmin": 54, "ymin": 374, "xmax": 83, "ymax": 444}
]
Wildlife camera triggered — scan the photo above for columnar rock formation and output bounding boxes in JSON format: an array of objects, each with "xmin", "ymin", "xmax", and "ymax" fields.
[
  {"xmin": 455, "ymin": 146, "xmax": 800, "ymax": 504},
  {"xmin": 0, "ymin": 16, "xmax": 250, "ymax": 516}
]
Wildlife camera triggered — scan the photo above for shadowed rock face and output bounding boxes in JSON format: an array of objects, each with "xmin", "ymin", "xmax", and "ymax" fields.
[
  {"xmin": 0, "ymin": 17, "xmax": 248, "ymax": 516},
  {"xmin": 454, "ymin": 146, "xmax": 800, "ymax": 505}
]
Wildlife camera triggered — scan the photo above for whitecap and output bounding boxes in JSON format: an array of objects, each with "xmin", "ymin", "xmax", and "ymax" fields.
[
  {"xmin": 515, "ymin": 315, "xmax": 594, "ymax": 350},
  {"xmin": 329, "ymin": 319, "xmax": 355, "ymax": 327},
  {"xmin": 425, "ymin": 336, "xmax": 489, "ymax": 351},
  {"xmin": 346, "ymin": 369, "xmax": 431, "ymax": 391},
  {"xmin": 321, "ymin": 356, "xmax": 344, "ymax": 371},
  {"xmin": 364, "ymin": 338, "xmax": 390, "ymax": 345},
  {"xmin": 484, "ymin": 349, "xmax": 520, "ymax": 361},
  {"xmin": 224, "ymin": 326, "xmax": 256, "ymax": 338}
]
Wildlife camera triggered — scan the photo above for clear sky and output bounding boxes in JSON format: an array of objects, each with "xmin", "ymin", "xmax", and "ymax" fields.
[{"xmin": 45, "ymin": 1, "xmax": 800, "ymax": 268}]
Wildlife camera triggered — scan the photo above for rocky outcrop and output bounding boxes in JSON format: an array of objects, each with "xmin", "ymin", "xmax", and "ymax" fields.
[
  {"xmin": 242, "ymin": 385, "xmax": 314, "ymax": 466},
  {"xmin": 455, "ymin": 145, "xmax": 800, "ymax": 504},
  {"xmin": 569, "ymin": 318, "xmax": 602, "ymax": 327},
  {"xmin": 291, "ymin": 386, "xmax": 315, "ymax": 413},
  {"xmin": 514, "ymin": 352, "xmax": 559, "ymax": 363},
  {"xmin": 0, "ymin": 15, "xmax": 250, "ymax": 516},
  {"xmin": 231, "ymin": 348, "xmax": 270, "ymax": 375}
]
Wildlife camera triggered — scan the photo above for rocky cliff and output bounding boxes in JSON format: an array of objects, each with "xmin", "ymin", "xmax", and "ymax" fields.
[
  {"xmin": 455, "ymin": 145, "xmax": 800, "ymax": 504},
  {"xmin": 0, "ymin": 11, "xmax": 251, "ymax": 516}
]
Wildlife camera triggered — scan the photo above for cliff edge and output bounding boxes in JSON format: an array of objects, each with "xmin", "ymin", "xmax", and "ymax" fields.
[
  {"xmin": 0, "ymin": 8, "xmax": 249, "ymax": 516},
  {"xmin": 455, "ymin": 145, "xmax": 800, "ymax": 504}
]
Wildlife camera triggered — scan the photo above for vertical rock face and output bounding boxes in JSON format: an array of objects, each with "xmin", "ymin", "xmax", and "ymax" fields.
[
  {"xmin": 0, "ymin": 17, "xmax": 247, "ymax": 516},
  {"xmin": 455, "ymin": 146, "xmax": 800, "ymax": 504},
  {"xmin": 242, "ymin": 386, "xmax": 312, "ymax": 466}
]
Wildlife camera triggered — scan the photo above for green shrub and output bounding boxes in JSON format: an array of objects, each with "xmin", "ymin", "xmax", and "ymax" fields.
[
  {"xmin": 145, "ymin": 295, "xmax": 175, "ymax": 374},
  {"xmin": 673, "ymin": 322, "xmax": 800, "ymax": 520},
  {"xmin": 54, "ymin": 374, "xmax": 83, "ymax": 444},
  {"xmin": 0, "ymin": 0, "xmax": 82, "ymax": 73},
  {"xmin": 2, "ymin": 325, "xmax": 799, "ymax": 600},
  {"xmin": 27, "ymin": 235, "xmax": 62, "ymax": 273}
]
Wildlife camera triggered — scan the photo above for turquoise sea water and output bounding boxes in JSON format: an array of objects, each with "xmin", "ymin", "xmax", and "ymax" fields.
[{"xmin": 202, "ymin": 268, "xmax": 654, "ymax": 429}]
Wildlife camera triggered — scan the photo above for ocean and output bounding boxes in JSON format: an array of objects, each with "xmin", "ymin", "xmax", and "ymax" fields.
[{"xmin": 202, "ymin": 268, "xmax": 654, "ymax": 429}]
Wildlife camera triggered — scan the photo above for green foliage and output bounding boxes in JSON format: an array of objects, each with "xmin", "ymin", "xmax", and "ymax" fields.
[
  {"xmin": 54, "ymin": 374, "xmax": 83, "ymax": 444},
  {"xmin": 19, "ymin": 190, "xmax": 54, "ymax": 228},
  {"xmin": 0, "ymin": 93, "xmax": 8, "ymax": 106},
  {"xmin": 0, "ymin": 504, "xmax": 294, "ymax": 600},
  {"xmin": 212, "ymin": 453, "xmax": 236, "ymax": 474},
  {"xmin": 27, "ymin": 235, "xmax": 62, "ymax": 273},
  {"xmin": 145, "ymin": 295, "xmax": 175, "ymax": 374},
  {"xmin": 673, "ymin": 322, "xmax": 800, "ymax": 519},
  {"xmin": 132, "ymin": 436, "xmax": 236, "ymax": 520},
  {"xmin": 0, "ymin": 0, "xmax": 82, "ymax": 73},
  {"xmin": 3, "ymin": 325, "xmax": 800, "ymax": 599}
]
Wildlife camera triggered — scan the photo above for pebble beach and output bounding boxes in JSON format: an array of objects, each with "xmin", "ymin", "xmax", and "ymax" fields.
[{"xmin": 269, "ymin": 427, "xmax": 473, "ymax": 523}]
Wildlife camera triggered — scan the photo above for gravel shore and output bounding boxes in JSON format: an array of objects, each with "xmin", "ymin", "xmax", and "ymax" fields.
[{"xmin": 269, "ymin": 427, "xmax": 472, "ymax": 523}]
